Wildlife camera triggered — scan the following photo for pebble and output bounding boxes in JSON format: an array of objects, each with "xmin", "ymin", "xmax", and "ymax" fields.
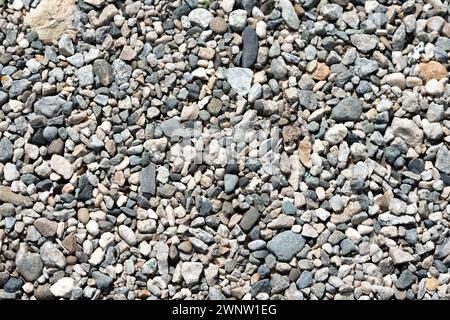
[{"xmin": 267, "ymin": 231, "xmax": 306, "ymax": 262}]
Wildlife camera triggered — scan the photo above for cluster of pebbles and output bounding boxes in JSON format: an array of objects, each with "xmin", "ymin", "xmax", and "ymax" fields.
[{"xmin": 1, "ymin": 0, "xmax": 450, "ymax": 300}]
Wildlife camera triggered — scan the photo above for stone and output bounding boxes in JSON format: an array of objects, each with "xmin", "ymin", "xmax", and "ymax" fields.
[
  {"xmin": 395, "ymin": 269, "xmax": 416, "ymax": 289},
  {"xmin": 226, "ymin": 67, "xmax": 253, "ymax": 96},
  {"xmin": 40, "ymin": 242, "xmax": 66, "ymax": 268},
  {"xmin": 331, "ymin": 96, "xmax": 363, "ymax": 122},
  {"xmin": 419, "ymin": 61, "xmax": 447, "ymax": 82},
  {"xmin": 140, "ymin": 163, "xmax": 156, "ymax": 196},
  {"xmin": 23, "ymin": 0, "xmax": 79, "ymax": 44},
  {"xmin": 224, "ymin": 174, "xmax": 239, "ymax": 193},
  {"xmin": 425, "ymin": 79, "xmax": 444, "ymax": 96},
  {"xmin": 229, "ymin": 9, "xmax": 247, "ymax": 32},
  {"xmin": 386, "ymin": 73, "xmax": 406, "ymax": 90},
  {"xmin": 50, "ymin": 277, "xmax": 75, "ymax": 298},
  {"xmin": 209, "ymin": 17, "xmax": 228, "ymax": 34},
  {"xmin": 241, "ymin": 26, "xmax": 258, "ymax": 68},
  {"xmin": 112, "ymin": 59, "xmax": 132, "ymax": 85},
  {"xmin": 435, "ymin": 147, "xmax": 450, "ymax": 174},
  {"xmin": 188, "ymin": 8, "xmax": 213, "ymax": 29},
  {"xmin": 16, "ymin": 253, "xmax": 43, "ymax": 282},
  {"xmin": 118, "ymin": 225, "xmax": 137, "ymax": 246},
  {"xmin": 296, "ymin": 271, "xmax": 313, "ymax": 289},
  {"xmin": 93, "ymin": 59, "xmax": 113, "ymax": 86},
  {"xmin": 320, "ymin": 3, "xmax": 343, "ymax": 21},
  {"xmin": 271, "ymin": 57, "xmax": 288, "ymax": 79},
  {"xmin": 3, "ymin": 163, "xmax": 19, "ymax": 181},
  {"xmin": 92, "ymin": 4, "xmax": 118, "ymax": 27},
  {"xmin": 181, "ymin": 262, "xmax": 203, "ymax": 286},
  {"xmin": 207, "ymin": 98, "xmax": 223, "ymax": 115},
  {"xmin": 239, "ymin": 207, "xmax": 260, "ymax": 232},
  {"xmin": 119, "ymin": 45, "xmax": 137, "ymax": 61},
  {"xmin": 4, "ymin": 277, "xmax": 23, "ymax": 293},
  {"xmin": 0, "ymin": 186, "xmax": 33, "ymax": 207},
  {"xmin": 391, "ymin": 118, "xmax": 423, "ymax": 146},
  {"xmin": 390, "ymin": 247, "xmax": 415, "ymax": 265},
  {"xmin": 350, "ymin": 34, "xmax": 378, "ymax": 53},
  {"xmin": 0, "ymin": 203, "xmax": 15, "ymax": 217},
  {"xmin": 280, "ymin": 0, "xmax": 300, "ymax": 30},
  {"xmin": 34, "ymin": 218, "xmax": 57, "ymax": 237},
  {"xmin": 325, "ymin": 124, "xmax": 348, "ymax": 145},
  {"xmin": 311, "ymin": 62, "xmax": 330, "ymax": 80},
  {"xmin": 75, "ymin": 65, "xmax": 94, "ymax": 87},
  {"xmin": 267, "ymin": 231, "xmax": 306, "ymax": 262},
  {"xmin": 58, "ymin": 34, "xmax": 74, "ymax": 56},
  {"xmin": 50, "ymin": 155, "xmax": 74, "ymax": 179},
  {"xmin": 92, "ymin": 271, "xmax": 113, "ymax": 292},
  {"xmin": 34, "ymin": 95, "xmax": 66, "ymax": 118},
  {"xmin": 0, "ymin": 138, "xmax": 13, "ymax": 163},
  {"xmin": 425, "ymin": 278, "xmax": 439, "ymax": 292}
]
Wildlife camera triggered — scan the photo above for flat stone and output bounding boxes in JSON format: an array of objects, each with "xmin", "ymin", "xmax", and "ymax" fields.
[{"xmin": 267, "ymin": 231, "xmax": 306, "ymax": 262}]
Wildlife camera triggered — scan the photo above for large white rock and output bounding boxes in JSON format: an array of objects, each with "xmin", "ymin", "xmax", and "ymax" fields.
[
  {"xmin": 188, "ymin": 8, "xmax": 213, "ymax": 29},
  {"xmin": 50, "ymin": 155, "xmax": 74, "ymax": 179},
  {"xmin": 181, "ymin": 262, "xmax": 203, "ymax": 286},
  {"xmin": 50, "ymin": 277, "xmax": 75, "ymax": 298},
  {"xmin": 226, "ymin": 68, "xmax": 253, "ymax": 96}
]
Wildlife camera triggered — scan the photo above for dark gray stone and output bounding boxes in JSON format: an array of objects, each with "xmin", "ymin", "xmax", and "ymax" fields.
[
  {"xmin": 0, "ymin": 137, "xmax": 13, "ymax": 163},
  {"xmin": 241, "ymin": 26, "xmax": 258, "ymax": 68},
  {"xmin": 395, "ymin": 269, "xmax": 416, "ymax": 290},
  {"xmin": 140, "ymin": 163, "xmax": 156, "ymax": 197},
  {"xmin": 239, "ymin": 207, "xmax": 260, "ymax": 232}
]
